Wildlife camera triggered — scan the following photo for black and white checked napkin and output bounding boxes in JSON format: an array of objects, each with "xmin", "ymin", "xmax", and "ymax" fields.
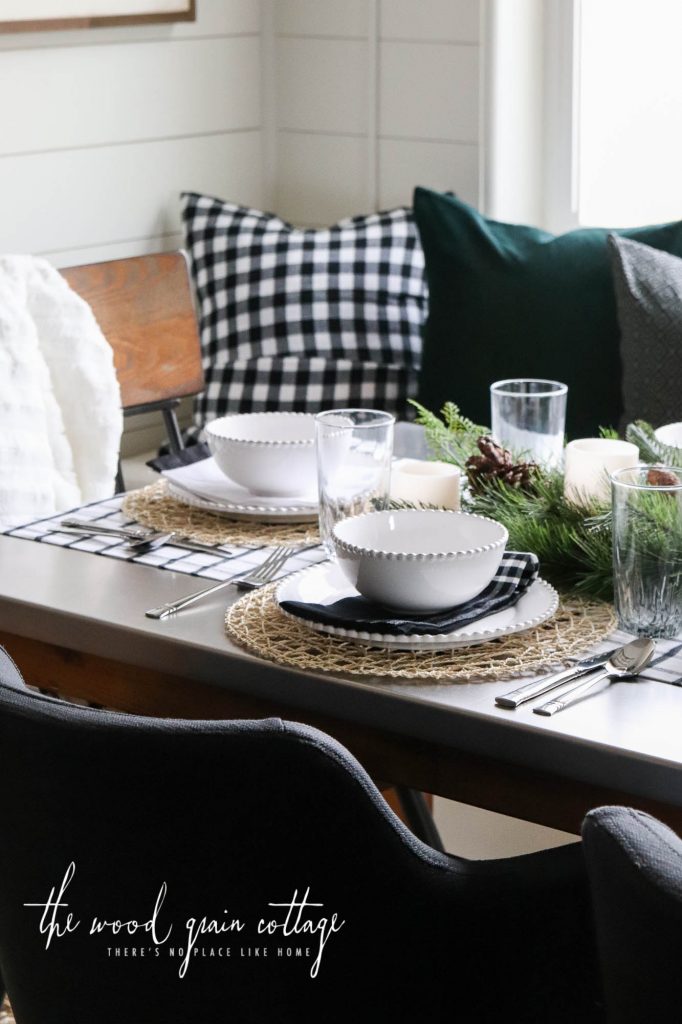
[
  {"xmin": 585, "ymin": 631, "xmax": 682, "ymax": 687},
  {"xmin": 280, "ymin": 551, "xmax": 539, "ymax": 637}
]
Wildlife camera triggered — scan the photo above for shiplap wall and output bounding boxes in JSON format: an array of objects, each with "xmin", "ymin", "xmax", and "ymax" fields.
[
  {"xmin": 0, "ymin": 0, "xmax": 265, "ymax": 455},
  {"xmin": 0, "ymin": 0, "xmax": 482, "ymax": 258},
  {"xmin": 0, "ymin": 0, "xmax": 264, "ymax": 266},
  {"xmin": 270, "ymin": 0, "xmax": 482, "ymax": 225}
]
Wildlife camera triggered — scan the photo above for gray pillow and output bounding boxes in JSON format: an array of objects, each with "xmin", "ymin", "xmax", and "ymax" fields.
[{"xmin": 609, "ymin": 234, "xmax": 682, "ymax": 428}]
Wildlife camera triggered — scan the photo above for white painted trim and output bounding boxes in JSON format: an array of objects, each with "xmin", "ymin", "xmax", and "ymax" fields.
[
  {"xmin": 481, "ymin": 0, "xmax": 583, "ymax": 230},
  {"xmin": 481, "ymin": 0, "xmax": 545, "ymax": 226},
  {"xmin": 543, "ymin": 0, "xmax": 580, "ymax": 233},
  {"xmin": 277, "ymin": 127, "xmax": 478, "ymax": 147},
  {"xmin": 479, "ymin": 0, "xmax": 492, "ymax": 215}
]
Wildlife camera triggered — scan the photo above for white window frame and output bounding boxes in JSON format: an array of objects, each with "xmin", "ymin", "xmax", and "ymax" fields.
[
  {"xmin": 542, "ymin": 0, "xmax": 581, "ymax": 234},
  {"xmin": 481, "ymin": 0, "xmax": 581, "ymax": 233}
]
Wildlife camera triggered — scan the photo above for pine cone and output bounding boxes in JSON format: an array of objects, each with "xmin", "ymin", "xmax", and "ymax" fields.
[
  {"xmin": 466, "ymin": 436, "xmax": 538, "ymax": 493},
  {"xmin": 647, "ymin": 467, "xmax": 680, "ymax": 487}
]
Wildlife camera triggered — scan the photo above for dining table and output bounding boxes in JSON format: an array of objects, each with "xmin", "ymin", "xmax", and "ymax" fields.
[{"xmin": 1, "ymin": 516, "xmax": 681, "ymax": 838}]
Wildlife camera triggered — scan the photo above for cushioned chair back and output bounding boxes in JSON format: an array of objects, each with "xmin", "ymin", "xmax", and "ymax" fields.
[
  {"xmin": 583, "ymin": 806, "xmax": 682, "ymax": 1023},
  {"xmin": 0, "ymin": 649, "xmax": 602, "ymax": 1023}
]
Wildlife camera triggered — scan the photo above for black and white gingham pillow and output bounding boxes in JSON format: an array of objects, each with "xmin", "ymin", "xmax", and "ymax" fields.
[{"xmin": 181, "ymin": 193, "xmax": 427, "ymax": 438}]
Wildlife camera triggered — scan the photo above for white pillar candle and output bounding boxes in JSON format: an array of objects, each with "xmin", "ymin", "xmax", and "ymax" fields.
[
  {"xmin": 390, "ymin": 459, "xmax": 461, "ymax": 510},
  {"xmin": 564, "ymin": 438, "xmax": 639, "ymax": 504}
]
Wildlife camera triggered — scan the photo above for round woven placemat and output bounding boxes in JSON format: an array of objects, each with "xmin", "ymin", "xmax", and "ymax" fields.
[
  {"xmin": 122, "ymin": 481, "xmax": 319, "ymax": 547},
  {"xmin": 225, "ymin": 579, "xmax": 617, "ymax": 683}
]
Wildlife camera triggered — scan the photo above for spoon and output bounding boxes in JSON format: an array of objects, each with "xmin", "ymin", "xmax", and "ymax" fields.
[
  {"xmin": 125, "ymin": 532, "xmax": 175, "ymax": 552},
  {"xmin": 533, "ymin": 636, "xmax": 655, "ymax": 716}
]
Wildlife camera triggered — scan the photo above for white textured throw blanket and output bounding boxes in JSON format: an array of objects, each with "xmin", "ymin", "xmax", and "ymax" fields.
[{"xmin": 0, "ymin": 256, "xmax": 122, "ymax": 527}]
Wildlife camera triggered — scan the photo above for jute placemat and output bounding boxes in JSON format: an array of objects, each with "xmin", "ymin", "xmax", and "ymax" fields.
[
  {"xmin": 0, "ymin": 998, "xmax": 13, "ymax": 1024},
  {"xmin": 123, "ymin": 480, "xmax": 319, "ymax": 547},
  {"xmin": 225, "ymin": 580, "xmax": 617, "ymax": 683}
]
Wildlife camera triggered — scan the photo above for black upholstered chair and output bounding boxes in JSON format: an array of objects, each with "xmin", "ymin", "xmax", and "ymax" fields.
[
  {"xmin": 0, "ymin": 647, "xmax": 603, "ymax": 1023},
  {"xmin": 582, "ymin": 806, "xmax": 682, "ymax": 1023}
]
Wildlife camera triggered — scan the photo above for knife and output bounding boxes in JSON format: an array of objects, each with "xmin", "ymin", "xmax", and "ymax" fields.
[{"xmin": 494, "ymin": 648, "xmax": 618, "ymax": 709}]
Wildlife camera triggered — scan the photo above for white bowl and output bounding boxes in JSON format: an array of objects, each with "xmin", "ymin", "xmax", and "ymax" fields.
[
  {"xmin": 332, "ymin": 509, "xmax": 508, "ymax": 613},
  {"xmin": 655, "ymin": 422, "xmax": 682, "ymax": 449},
  {"xmin": 205, "ymin": 413, "xmax": 317, "ymax": 497}
]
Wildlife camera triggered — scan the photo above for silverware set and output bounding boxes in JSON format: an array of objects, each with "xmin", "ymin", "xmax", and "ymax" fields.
[
  {"xmin": 495, "ymin": 637, "xmax": 656, "ymax": 716},
  {"xmin": 60, "ymin": 518, "xmax": 236, "ymax": 557},
  {"xmin": 61, "ymin": 518, "xmax": 308, "ymax": 622}
]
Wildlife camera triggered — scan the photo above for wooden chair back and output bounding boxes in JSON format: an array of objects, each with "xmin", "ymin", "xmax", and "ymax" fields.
[{"xmin": 61, "ymin": 251, "xmax": 204, "ymax": 414}]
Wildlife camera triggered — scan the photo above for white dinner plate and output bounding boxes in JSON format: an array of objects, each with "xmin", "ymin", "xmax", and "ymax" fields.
[
  {"xmin": 277, "ymin": 561, "xmax": 559, "ymax": 651},
  {"xmin": 163, "ymin": 457, "xmax": 319, "ymax": 523}
]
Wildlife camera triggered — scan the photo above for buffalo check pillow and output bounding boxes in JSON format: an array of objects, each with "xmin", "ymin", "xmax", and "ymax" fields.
[{"xmin": 180, "ymin": 193, "xmax": 427, "ymax": 439}]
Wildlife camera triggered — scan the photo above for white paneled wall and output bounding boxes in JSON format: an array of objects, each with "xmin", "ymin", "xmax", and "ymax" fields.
[
  {"xmin": 276, "ymin": 132, "xmax": 369, "ymax": 226},
  {"xmin": 0, "ymin": 132, "xmax": 262, "ymax": 262},
  {"xmin": 270, "ymin": 0, "xmax": 482, "ymax": 225},
  {"xmin": 0, "ymin": 0, "xmax": 265, "ymax": 454},
  {"xmin": 276, "ymin": 38, "xmax": 370, "ymax": 134},
  {"xmin": 0, "ymin": 0, "xmax": 264, "ymax": 266}
]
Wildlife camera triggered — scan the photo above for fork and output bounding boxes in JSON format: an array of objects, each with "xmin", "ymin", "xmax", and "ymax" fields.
[
  {"xmin": 234, "ymin": 545, "xmax": 297, "ymax": 591},
  {"xmin": 145, "ymin": 545, "xmax": 296, "ymax": 620}
]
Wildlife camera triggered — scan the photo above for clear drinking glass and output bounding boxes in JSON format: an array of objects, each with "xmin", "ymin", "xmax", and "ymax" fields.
[
  {"xmin": 315, "ymin": 409, "xmax": 395, "ymax": 555},
  {"xmin": 611, "ymin": 464, "xmax": 682, "ymax": 638},
  {"xmin": 490, "ymin": 379, "xmax": 568, "ymax": 470}
]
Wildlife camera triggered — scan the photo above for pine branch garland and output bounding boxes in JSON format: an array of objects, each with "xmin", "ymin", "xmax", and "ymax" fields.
[
  {"xmin": 409, "ymin": 403, "xmax": 682, "ymax": 601},
  {"xmin": 469, "ymin": 472, "xmax": 615, "ymax": 599}
]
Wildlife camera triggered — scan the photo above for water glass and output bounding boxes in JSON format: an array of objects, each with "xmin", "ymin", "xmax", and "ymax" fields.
[
  {"xmin": 612, "ymin": 465, "xmax": 682, "ymax": 638},
  {"xmin": 490, "ymin": 379, "xmax": 568, "ymax": 470},
  {"xmin": 315, "ymin": 409, "xmax": 394, "ymax": 555}
]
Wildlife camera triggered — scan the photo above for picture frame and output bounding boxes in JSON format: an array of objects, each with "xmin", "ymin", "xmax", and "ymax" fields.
[{"xmin": 0, "ymin": 0, "xmax": 196, "ymax": 33}]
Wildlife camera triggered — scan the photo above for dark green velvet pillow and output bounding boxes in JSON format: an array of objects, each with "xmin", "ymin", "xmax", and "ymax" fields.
[{"xmin": 414, "ymin": 188, "xmax": 682, "ymax": 438}]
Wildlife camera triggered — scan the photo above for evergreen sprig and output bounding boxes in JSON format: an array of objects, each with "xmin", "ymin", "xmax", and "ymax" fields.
[
  {"xmin": 409, "ymin": 399, "xmax": 488, "ymax": 468},
  {"xmin": 626, "ymin": 419, "xmax": 682, "ymax": 467},
  {"xmin": 469, "ymin": 473, "xmax": 614, "ymax": 599},
  {"xmin": 410, "ymin": 405, "xmax": 681, "ymax": 601}
]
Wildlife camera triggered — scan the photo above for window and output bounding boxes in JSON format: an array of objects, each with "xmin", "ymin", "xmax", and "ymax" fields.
[
  {"xmin": 484, "ymin": 0, "xmax": 682, "ymax": 231},
  {"xmin": 551, "ymin": 0, "xmax": 682, "ymax": 229}
]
